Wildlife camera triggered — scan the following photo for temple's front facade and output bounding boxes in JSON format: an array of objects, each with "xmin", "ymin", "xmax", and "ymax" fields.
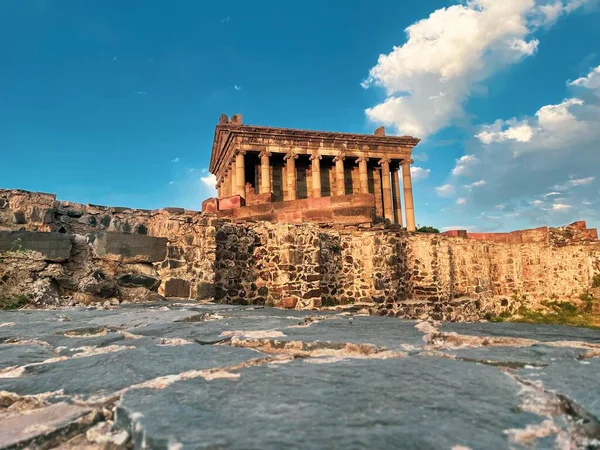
[{"xmin": 207, "ymin": 114, "xmax": 420, "ymax": 230}]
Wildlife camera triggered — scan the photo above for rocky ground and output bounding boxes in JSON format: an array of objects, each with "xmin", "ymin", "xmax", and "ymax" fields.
[{"xmin": 1, "ymin": 303, "xmax": 599, "ymax": 449}]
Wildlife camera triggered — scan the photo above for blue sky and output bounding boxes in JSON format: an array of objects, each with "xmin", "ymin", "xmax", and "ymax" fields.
[{"xmin": 1, "ymin": 0, "xmax": 599, "ymax": 231}]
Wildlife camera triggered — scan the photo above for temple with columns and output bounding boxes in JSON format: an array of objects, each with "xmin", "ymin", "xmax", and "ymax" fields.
[{"xmin": 205, "ymin": 114, "xmax": 420, "ymax": 231}]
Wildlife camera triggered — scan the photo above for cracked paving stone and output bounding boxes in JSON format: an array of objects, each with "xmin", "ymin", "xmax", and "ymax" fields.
[
  {"xmin": 0, "ymin": 402, "xmax": 96, "ymax": 449},
  {"xmin": 446, "ymin": 344, "xmax": 588, "ymax": 367},
  {"xmin": 115, "ymin": 355, "xmax": 547, "ymax": 450},
  {"xmin": 127, "ymin": 316, "xmax": 302, "ymax": 342},
  {"xmin": 0, "ymin": 342, "xmax": 258, "ymax": 400},
  {"xmin": 439, "ymin": 322, "xmax": 600, "ymax": 343},
  {"xmin": 0, "ymin": 344, "xmax": 56, "ymax": 370},
  {"xmin": 518, "ymin": 358, "xmax": 600, "ymax": 421},
  {"xmin": 281, "ymin": 316, "xmax": 427, "ymax": 350}
]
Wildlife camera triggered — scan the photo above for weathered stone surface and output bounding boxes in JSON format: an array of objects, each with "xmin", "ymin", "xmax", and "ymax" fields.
[
  {"xmin": 1, "ymin": 304, "xmax": 600, "ymax": 449},
  {"xmin": 91, "ymin": 232, "xmax": 167, "ymax": 263},
  {"xmin": 83, "ymin": 280, "xmax": 120, "ymax": 299},
  {"xmin": 162, "ymin": 278, "xmax": 191, "ymax": 298},
  {"xmin": 0, "ymin": 403, "xmax": 94, "ymax": 449},
  {"xmin": 196, "ymin": 282, "xmax": 215, "ymax": 300},
  {"xmin": 519, "ymin": 358, "xmax": 600, "ymax": 421},
  {"xmin": 201, "ymin": 197, "xmax": 218, "ymax": 213},
  {"xmin": 114, "ymin": 357, "xmax": 541, "ymax": 449},
  {"xmin": 117, "ymin": 273, "xmax": 161, "ymax": 290},
  {"xmin": 0, "ymin": 231, "xmax": 72, "ymax": 262}
]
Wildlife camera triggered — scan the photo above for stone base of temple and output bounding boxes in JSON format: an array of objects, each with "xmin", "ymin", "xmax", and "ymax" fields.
[{"xmin": 205, "ymin": 193, "xmax": 376, "ymax": 225}]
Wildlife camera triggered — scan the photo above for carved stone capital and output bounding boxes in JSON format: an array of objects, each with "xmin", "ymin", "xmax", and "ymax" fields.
[
  {"xmin": 378, "ymin": 157, "xmax": 392, "ymax": 166},
  {"xmin": 309, "ymin": 151, "xmax": 322, "ymax": 161},
  {"xmin": 259, "ymin": 151, "xmax": 272, "ymax": 159},
  {"xmin": 333, "ymin": 152, "xmax": 345, "ymax": 163},
  {"xmin": 284, "ymin": 151, "xmax": 298, "ymax": 161},
  {"xmin": 356, "ymin": 156, "xmax": 369, "ymax": 164},
  {"xmin": 236, "ymin": 149, "xmax": 247, "ymax": 157},
  {"xmin": 400, "ymin": 158, "xmax": 414, "ymax": 166}
]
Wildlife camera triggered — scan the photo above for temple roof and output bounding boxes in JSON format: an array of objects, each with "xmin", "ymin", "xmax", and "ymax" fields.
[{"xmin": 209, "ymin": 115, "xmax": 421, "ymax": 176}]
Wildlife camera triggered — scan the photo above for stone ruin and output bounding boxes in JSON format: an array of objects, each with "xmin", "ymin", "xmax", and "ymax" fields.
[{"xmin": 1, "ymin": 187, "xmax": 599, "ymax": 321}]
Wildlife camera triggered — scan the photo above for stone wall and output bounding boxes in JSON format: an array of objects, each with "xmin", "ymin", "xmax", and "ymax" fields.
[{"xmin": 1, "ymin": 188, "xmax": 599, "ymax": 321}]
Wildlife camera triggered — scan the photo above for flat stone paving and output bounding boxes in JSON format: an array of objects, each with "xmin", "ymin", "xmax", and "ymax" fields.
[{"xmin": 1, "ymin": 302, "xmax": 599, "ymax": 449}]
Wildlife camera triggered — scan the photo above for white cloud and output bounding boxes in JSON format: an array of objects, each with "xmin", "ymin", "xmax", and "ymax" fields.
[
  {"xmin": 552, "ymin": 203, "xmax": 572, "ymax": 211},
  {"xmin": 456, "ymin": 197, "xmax": 467, "ymax": 205},
  {"xmin": 476, "ymin": 121, "xmax": 534, "ymax": 144},
  {"xmin": 234, "ymin": 85, "xmax": 242, "ymax": 91},
  {"xmin": 133, "ymin": 91, "xmax": 147, "ymax": 95},
  {"xmin": 201, "ymin": 174, "xmax": 217, "ymax": 190},
  {"xmin": 435, "ymin": 184, "xmax": 455, "ymax": 197},
  {"xmin": 221, "ymin": 16, "xmax": 230, "ymax": 23},
  {"xmin": 464, "ymin": 180, "xmax": 487, "ymax": 189},
  {"xmin": 171, "ymin": 157, "xmax": 180, "ymax": 163},
  {"xmin": 453, "ymin": 65, "xmax": 600, "ymax": 227},
  {"xmin": 168, "ymin": 181, "xmax": 174, "ymax": 185},
  {"xmin": 568, "ymin": 65, "xmax": 600, "ymax": 93},
  {"xmin": 452, "ymin": 154, "xmax": 478, "ymax": 176},
  {"xmin": 569, "ymin": 176, "xmax": 595, "ymax": 186},
  {"xmin": 362, "ymin": 0, "xmax": 588, "ymax": 137},
  {"xmin": 410, "ymin": 166, "xmax": 430, "ymax": 181}
]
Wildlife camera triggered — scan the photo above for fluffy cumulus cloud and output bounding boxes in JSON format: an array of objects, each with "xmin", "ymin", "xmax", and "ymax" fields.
[
  {"xmin": 452, "ymin": 65, "xmax": 600, "ymax": 228},
  {"xmin": 362, "ymin": 0, "xmax": 590, "ymax": 138},
  {"xmin": 435, "ymin": 184, "xmax": 456, "ymax": 197},
  {"xmin": 410, "ymin": 166, "xmax": 430, "ymax": 181},
  {"xmin": 201, "ymin": 173, "xmax": 217, "ymax": 190}
]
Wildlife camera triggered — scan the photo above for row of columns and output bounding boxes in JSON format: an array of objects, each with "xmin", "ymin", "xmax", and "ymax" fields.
[{"xmin": 217, "ymin": 151, "xmax": 416, "ymax": 231}]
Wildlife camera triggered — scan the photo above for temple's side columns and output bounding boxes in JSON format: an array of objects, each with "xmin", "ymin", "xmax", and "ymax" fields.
[
  {"xmin": 310, "ymin": 151, "xmax": 322, "ymax": 198},
  {"xmin": 391, "ymin": 168, "xmax": 403, "ymax": 227},
  {"xmin": 402, "ymin": 159, "xmax": 416, "ymax": 232},
  {"xmin": 357, "ymin": 156, "xmax": 369, "ymax": 194},
  {"xmin": 334, "ymin": 153, "xmax": 345, "ymax": 196},
  {"xmin": 285, "ymin": 151, "xmax": 298, "ymax": 201},
  {"xmin": 259, "ymin": 151, "xmax": 272, "ymax": 195},
  {"xmin": 216, "ymin": 179, "xmax": 222, "ymax": 199},
  {"xmin": 379, "ymin": 158, "xmax": 394, "ymax": 223},
  {"xmin": 230, "ymin": 165, "xmax": 236, "ymax": 196},
  {"xmin": 235, "ymin": 151, "xmax": 246, "ymax": 199}
]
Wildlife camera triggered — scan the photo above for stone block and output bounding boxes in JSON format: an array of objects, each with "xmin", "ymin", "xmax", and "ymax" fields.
[
  {"xmin": 117, "ymin": 273, "xmax": 161, "ymax": 291},
  {"xmin": 163, "ymin": 278, "xmax": 191, "ymax": 298},
  {"xmin": 83, "ymin": 280, "xmax": 120, "ymax": 298},
  {"xmin": 302, "ymin": 209, "xmax": 334, "ymax": 223},
  {"xmin": 196, "ymin": 281, "xmax": 216, "ymax": 300},
  {"xmin": 306, "ymin": 196, "xmax": 332, "ymax": 210},
  {"xmin": 219, "ymin": 195, "xmax": 244, "ymax": 211},
  {"xmin": 0, "ymin": 231, "xmax": 72, "ymax": 262},
  {"xmin": 0, "ymin": 403, "xmax": 94, "ymax": 450},
  {"xmin": 246, "ymin": 192, "xmax": 273, "ymax": 206},
  {"xmin": 92, "ymin": 232, "xmax": 167, "ymax": 263},
  {"xmin": 202, "ymin": 198, "xmax": 219, "ymax": 213}
]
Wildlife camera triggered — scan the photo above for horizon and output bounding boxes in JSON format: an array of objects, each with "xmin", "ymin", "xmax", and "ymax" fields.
[{"xmin": 2, "ymin": 0, "xmax": 599, "ymax": 232}]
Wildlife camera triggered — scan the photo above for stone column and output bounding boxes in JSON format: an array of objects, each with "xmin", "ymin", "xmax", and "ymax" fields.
[
  {"xmin": 402, "ymin": 159, "xmax": 416, "ymax": 232},
  {"xmin": 391, "ymin": 167, "xmax": 403, "ymax": 227},
  {"xmin": 216, "ymin": 179, "xmax": 222, "ymax": 199},
  {"xmin": 334, "ymin": 153, "xmax": 345, "ymax": 196},
  {"xmin": 356, "ymin": 156, "xmax": 369, "ymax": 194},
  {"xmin": 230, "ymin": 165, "xmax": 236, "ymax": 196},
  {"xmin": 379, "ymin": 157, "xmax": 394, "ymax": 222},
  {"xmin": 310, "ymin": 151, "xmax": 322, "ymax": 198},
  {"xmin": 259, "ymin": 151, "xmax": 272, "ymax": 195},
  {"xmin": 284, "ymin": 151, "xmax": 298, "ymax": 201},
  {"xmin": 235, "ymin": 151, "xmax": 246, "ymax": 199}
]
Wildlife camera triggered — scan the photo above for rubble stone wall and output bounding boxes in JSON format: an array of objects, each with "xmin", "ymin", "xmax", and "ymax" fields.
[{"xmin": 1, "ymin": 189, "xmax": 599, "ymax": 321}]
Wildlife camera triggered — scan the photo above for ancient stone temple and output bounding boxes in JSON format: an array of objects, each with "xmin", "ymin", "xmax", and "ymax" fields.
[{"xmin": 206, "ymin": 114, "xmax": 420, "ymax": 230}]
